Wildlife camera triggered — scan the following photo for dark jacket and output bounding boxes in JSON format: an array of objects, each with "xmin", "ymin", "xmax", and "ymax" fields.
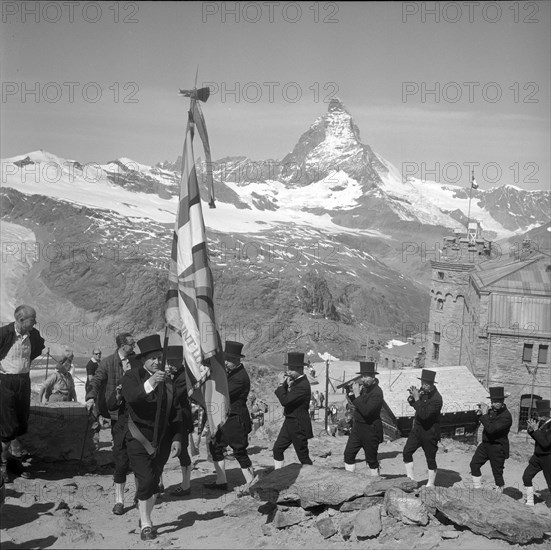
[
  {"xmin": 408, "ymin": 387, "xmax": 443, "ymax": 439},
  {"xmin": 528, "ymin": 418, "xmax": 551, "ymax": 457},
  {"xmin": 347, "ymin": 382, "xmax": 384, "ymax": 442},
  {"xmin": 480, "ymin": 405, "xmax": 513, "ymax": 458},
  {"xmin": 85, "ymin": 350, "xmax": 139, "ymax": 420},
  {"xmin": 275, "ymin": 375, "xmax": 313, "ymax": 439},
  {"xmin": 120, "ymin": 366, "xmax": 183, "ymax": 445},
  {"xmin": 227, "ymin": 364, "xmax": 252, "ymax": 434},
  {"xmin": 0, "ymin": 322, "xmax": 45, "ymax": 363}
]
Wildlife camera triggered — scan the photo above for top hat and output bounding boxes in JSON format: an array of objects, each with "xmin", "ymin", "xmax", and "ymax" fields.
[
  {"xmin": 166, "ymin": 345, "xmax": 183, "ymax": 366},
  {"xmin": 356, "ymin": 361, "xmax": 378, "ymax": 376},
  {"xmin": 135, "ymin": 334, "xmax": 163, "ymax": 360},
  {"xmin": 418, "ymin": 369, "xmax": 437, "ymax": 384},
  {"xmin": 535, "ymin": 399, "xmax": 550, "ymax": 415},
  {"xmin": 284, "ymin": 352, "xmax": 307, "ymax": 370},
  {"xmin": 486, "ymin": 386, "xmax": 507, "ymax": 400},
  {"xmin": 224, "ymin": 341, "xmax": 245, "ymax": 358}
]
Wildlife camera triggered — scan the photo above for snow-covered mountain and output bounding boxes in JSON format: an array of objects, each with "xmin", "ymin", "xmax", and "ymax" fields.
[{"xmin": 1, "ymin": 99, "xmax": 549, "ymax": 358}]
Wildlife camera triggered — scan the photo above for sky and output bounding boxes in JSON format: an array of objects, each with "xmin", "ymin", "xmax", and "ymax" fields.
[{"xmin": 1, "ymin": 1, "xmax": 550, "ymax": 191}]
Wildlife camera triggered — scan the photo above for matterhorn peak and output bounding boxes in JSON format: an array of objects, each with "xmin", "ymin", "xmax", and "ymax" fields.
[{"xmin": 327, "ymin": 97, "xmax": 350, "ymax": 114}]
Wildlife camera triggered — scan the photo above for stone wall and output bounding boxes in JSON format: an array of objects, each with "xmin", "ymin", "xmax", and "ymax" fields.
[{"xmin": 19, "ymin": 402, "xmax": 94, "ymax": 462}]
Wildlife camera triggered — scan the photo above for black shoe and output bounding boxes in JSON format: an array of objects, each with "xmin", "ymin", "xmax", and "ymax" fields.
[
  {"xmin": 112, "ymin": 502, "xmax": 124, "ymax": 515},
  {"xmin": 203, "ymin": 481, "xmax": 228, "ymax": 491},
  {"xmin": 140, "ymin": 527, "xmax": 156, "ymax": 541}
]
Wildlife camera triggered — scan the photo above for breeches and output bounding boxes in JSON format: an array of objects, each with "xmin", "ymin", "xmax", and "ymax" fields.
[
  {"xmin": 470, "ymin": 442, "xmax": 507, "ymax": 486},
  {"xmin": 178, "ymin": 433, "xmax": 191, "ymax": 467},
  {"xmin": 344, "ymin": 423, "xmax": 380, "ymax": 469},
  {"xmin": 272, "ymin": 420, "xmax": 312, "ymax": 465},
  {"xmin": 403, "ymin": 429, "xmax": 438, "ymax": 470},
  {"xmin": 209, "ymin": 415, "xmax": 251, "ymax": 468},
  {"xmin": 0, "ymin": 374, "xmax": 31, "ymax": 443},
  {"xmin": 112, "ymin": 423, "xmax": 131, "ymax": 484},
  {"xmin": 522, "ymin": 454, "xmax": 551, "ymax": 490},
  {"xmin": 126, "ymin": 433, "xmax": 172, "ymax": 501}
]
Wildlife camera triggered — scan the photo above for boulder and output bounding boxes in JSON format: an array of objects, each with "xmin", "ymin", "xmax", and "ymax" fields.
[
  {"xmin": 223, "ymin": 495, "xmax": 275, "ymax": 518},
  {"xmin": 19, "ymin": 403, "xmax": 94, "ymax": 462},
  {"xmin": 384, "ymin": 488, "xmax": 429, "ymax": 526},
  {"xmin": 272, "ymin": 506, "xmax": 309, "ymax": 529},
  {"xmin": 250, "ymin": 464, "xmax": 365, "ymax": 508},
  {"xmin": 340, "ymin": 496, "xmax": 383, "ymax": 512},
  {"xmin": 339, "ymin": 515, "xmax": 355, "ymax": 540},
  {"xmin": 316, "ymin": 517, "xmax": 338, "ymax": 539},
  {"xmin": 364, "ymin": 476, "xmax": 417, "ymax": 496},
  {"xmin": 420, "ymin": 486, "xmax": 550, "ymax": 544},
  {"xmin": 354, "ymin": 506, "xmax": 382, "ymax": 539}
]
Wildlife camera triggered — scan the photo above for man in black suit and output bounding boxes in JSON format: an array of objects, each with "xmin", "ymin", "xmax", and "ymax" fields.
[
  {"xmin": 120, "ymin": 335, "xmax": 182, "ymax": 541},
  {"xmin": 523, "ymin": 399, "xmax": 551, "ymax": 506},
  {"xmin": 273, "ymin": 352, "xmax": 313, "ymax": 468},
  {"xmin": 402, "ymin": 369, "xmax": 443, "ymax": 487},
  {"xmin": 204, "ymin": 341, "xmax": 254, "ymax": 490},
  {"xmin": 343, "ymin": 361, "xmax": 384, "ymax": 476},
  {"xmin": 470, "ymin": 386, "xmax": 512, "ymax": 493}
]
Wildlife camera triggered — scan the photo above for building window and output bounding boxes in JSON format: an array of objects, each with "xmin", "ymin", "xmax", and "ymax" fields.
[
  {"xmin": 538, "ymin": 345, "xmax": 548, "ymax": 364},
  {"xmin": 385, "ymin": 358, "xmax": 388, "ymax": 368},
  {"xmin": 436, "ymin": 299, "xmax": 444, "ymax": 310},
  {"xmin": 432, "ymin": 343, "xmax": 440, "ymax": 361},
  {"xmin": 437, "ymin": 271, "xmax": 444, "ymax": 280},
  {"xmin": 434, "ymin": 332, "xmax": 441, "ymax": 343},
  {"xmin": 519, "ymin": 394, "xmax": 541, "ymax": 431},
  {"xmin": 522, "ymin": 343, "xmax": 533, "ymax": 362},
  {"xmin": 392, "ymin": 359, "xmax": 396, "ymax": 369}
]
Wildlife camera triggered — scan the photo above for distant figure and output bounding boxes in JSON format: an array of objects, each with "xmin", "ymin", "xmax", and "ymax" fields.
[
  {"xmin": 318, "ymin": 391, "xmax": 325, "ymax": 409},
  {"xmin": 39, "ymin": 354, "xmax": 77, "ymax": 402},
  {"xmin": 522, "ymin": 399, "xmax": 551, "ymax": 506},
  {"xmin": 337, "ymin": 412, "xmax": 353, "ymax": 436},
  {"xmin": 250, "ymin": 394, "xmax": 267, "ymax": 431},
  {"xmin": 313, "ymin": 390, "xmax": 320, "ymax": 408},
  {"xmin": 309, "ymin": 397, "xmax": 317, "ymax": 421},
  {"xmin": 330, "ymin": 404, "xmax": 338, "ymax": 423},
  {"xmin": 85, "ymin": 348, "xmax": 102, "ymax": 393},
  {"xmin": 0, "ymin": 305, "xmax": 45, "ymax": 482},
  {"xmin": 273, "ymin": 352, "xmax": 313, "ymax": 468}
]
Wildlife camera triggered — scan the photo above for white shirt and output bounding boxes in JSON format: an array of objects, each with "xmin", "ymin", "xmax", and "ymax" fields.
[{"xmin": 0, "ymin": 327, "xmax": 31, "ymax": 374}]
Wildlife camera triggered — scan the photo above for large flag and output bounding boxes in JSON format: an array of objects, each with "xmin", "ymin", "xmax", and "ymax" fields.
[
  {"xmin": 471, "ymin": 171, "xmax": 479, "ymax": 189},
  {"xmin": 166, "ymin": 93, "xmax": 229, "ymax": 435}
]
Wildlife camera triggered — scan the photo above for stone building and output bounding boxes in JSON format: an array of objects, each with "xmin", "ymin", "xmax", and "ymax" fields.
[
  {"xmin": 378, "ymin": 339, "xmax": 426, "ymax": 371},
  {"xmin": 427, "ymin": 223, "xmax": 551, "ymax": 430}
]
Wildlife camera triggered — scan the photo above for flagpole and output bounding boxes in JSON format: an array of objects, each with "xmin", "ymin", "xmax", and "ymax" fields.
[
  {"xmin": 152, "ymin": 325, "xmax": 170, "ymax": 452},
  {"xmin": 466, "ymin": 170, "xmax": 474, "ymax": 230}
]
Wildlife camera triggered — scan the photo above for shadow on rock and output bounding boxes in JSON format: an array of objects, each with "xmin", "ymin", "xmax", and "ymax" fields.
[
  {"xmin": 434, "ymin": 468, "xmax": 462, "ymax": 488},
  {"xmin": 1, "ymin": 535, "xmax": 58, "ymax": 549},
  {"xmin": 503, "ymin": 486, "xmax": 523, "ymax": 500}
]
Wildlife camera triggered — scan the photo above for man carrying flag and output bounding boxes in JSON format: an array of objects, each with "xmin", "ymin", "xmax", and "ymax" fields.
[{"xmin": 164, "ymin": 81, "xmax": 229, "ymax": 458}]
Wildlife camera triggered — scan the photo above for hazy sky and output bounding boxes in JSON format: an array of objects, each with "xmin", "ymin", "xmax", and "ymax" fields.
[{"xmin": 1, "ymin": 1, "xmax": 550, "ymax": 190}]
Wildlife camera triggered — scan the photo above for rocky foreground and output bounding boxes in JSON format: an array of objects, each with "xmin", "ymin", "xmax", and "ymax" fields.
[{"xmin": 1, "ymin": 426, "xmax": 550, "ymax": 549}]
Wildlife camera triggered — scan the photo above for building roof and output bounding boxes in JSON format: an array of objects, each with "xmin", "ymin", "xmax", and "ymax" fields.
[
  {"xmin": 380, "ymin": 342, "xmax": 425, "ymax": 360},
  {"xmin": 377, "ymin": 365, "xmax": 489, "ymax": 419},
  {"xmin": 472, "ymin": 253, "xmax": 551, "ymax": 296}
]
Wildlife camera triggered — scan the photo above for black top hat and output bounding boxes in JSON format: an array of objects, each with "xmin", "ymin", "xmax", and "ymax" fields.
[
  {"xmin": 356, "ymin": 361, "xmax": 378, "ymax": 376},
  {"xmin": 535, "ymin": 399, "xmax": 550, "ymax": 415},
  {"xmin": 135, "ymin": 335, "xmax": 163, "ymax": 360},
  {"xmin": 284, "ymin": 352, "xmax": 307, "ymax": 370},
  {"xmin": 166, "ymin": 345, "xmax": 183, "ymax": 365},
  {"xmin": 224, "ymin": 341, "xmax": 245, "ymax": 358},
  {"xmin": 418, "ymin": 369, "xmax": 437, "ymax": 384},
  {"xmin": 486, "ymin": 386, "xmax": 507, "ymax": 400}
]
